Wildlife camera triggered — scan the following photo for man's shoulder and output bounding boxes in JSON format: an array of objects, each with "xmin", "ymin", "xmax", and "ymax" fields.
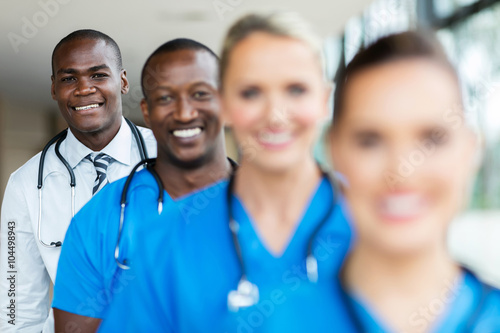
[
  {"xmin": 136, "ymin": 125, "xmax": 154, "ymax": 136},
  {"xmin": 136, "ymin": 125, "xmax": 156, "ymax": 144},
  {"xmin": 71, "ymin": 177, "xmax": 127, "ymax": 233},
  {"xmin": 135, "ymin": 125, "xmax": 157, "ymax": 158},
  {"xmin": 7, "ymin": 149, "xmax": 46, "ymax": 187},
  {"xmin": 89, "ymin": 168, "xmax": 158, "ymax": 206}
]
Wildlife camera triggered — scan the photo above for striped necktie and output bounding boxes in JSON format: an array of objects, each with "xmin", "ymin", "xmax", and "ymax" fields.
[{"xmin": 87, "ymin": 153, "xmax": 113, "ymax": 195}]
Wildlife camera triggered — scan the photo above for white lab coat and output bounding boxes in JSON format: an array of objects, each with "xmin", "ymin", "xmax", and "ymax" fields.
[{"xmin": 0, "ymin": 117, "xmax": 157, "ymax": 332}]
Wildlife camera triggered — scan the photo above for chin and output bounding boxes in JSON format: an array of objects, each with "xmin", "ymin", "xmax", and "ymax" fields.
[
  {"xmin": 72, "ymin": 117, "xmax": 111, "ymax": 133},
  {"xmin": 247, "ymin": 152, "xmax": 309, "ymax": 173},
  {"xmin": 73, "ymin": 124, "xmax": 104, "ymax": 134},
  {"xmin": 168, "ymin": 151, "xmax": 211, "ymax": 170},
  {"xmin": 378, "ymin": 240, "xmax": 434, "ymax": 256},
  {"xmin": 363, "ymin": 227, "xmax": 443, "ymax": 257}
]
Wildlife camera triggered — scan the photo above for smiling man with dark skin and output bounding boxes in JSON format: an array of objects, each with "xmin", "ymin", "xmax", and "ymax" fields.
[
  {"xmin": 141, "ymin": 43, "xmax": 231, "ymax": 197},
  {"xmin": 51, "ymin": 39, "xmax": 233, "ymax": 332},
  {"xmin": 0, "ymin": 30, "xmax": 157, "ymax": 333},
  {"xmin": 51, "ymin": 37, "xmax": 127, "ymax": 151}
]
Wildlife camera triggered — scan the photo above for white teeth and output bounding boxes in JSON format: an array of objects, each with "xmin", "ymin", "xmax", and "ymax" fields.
[
  {"xmin": 258, "ymin": 131, "xmax": 292, "ymax": 145},
  {"xmin": 172, "ymin": 127, "xmax": 202, "ymax": 138},
  {"xmin": 381, "ymin": 194, "xmax": 423, "ymax": 218},
  {"xmin": 74, "ymin": 104, "xmax": 100, "ymax": 111}
]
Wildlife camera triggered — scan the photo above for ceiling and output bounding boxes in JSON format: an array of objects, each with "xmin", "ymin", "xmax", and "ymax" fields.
[{"xmin": 0, "ymin": 0, "xmax": 373, "ymax": 120}]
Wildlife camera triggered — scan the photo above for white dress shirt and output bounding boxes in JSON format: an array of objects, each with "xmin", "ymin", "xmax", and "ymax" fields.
[{"xmin": 0, "ymin": 117, "xmax": 157, "ymax": 332}]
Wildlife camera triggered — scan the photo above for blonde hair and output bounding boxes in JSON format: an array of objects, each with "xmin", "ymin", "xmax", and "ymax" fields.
[{"xmin": 219, "ymin": 11, "xmax": 325, "ymax": 88}]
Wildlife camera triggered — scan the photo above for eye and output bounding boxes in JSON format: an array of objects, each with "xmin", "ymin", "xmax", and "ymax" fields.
[
  {"xmin": 92, "ymin": 73, "xmax": 108, "ymax": 79},
  {"xmin": 240, "ymin": 87, "xmax": 260, "ymax": 100},
  {"xmin": 287, "ymin": 84, "xmax": 307, "ymax": 96},
  {"xmin": 354, "ymin": 131, "xmax": 381, "ymax": 148},
  {"xmin": 193, "ymin": 91, "xmax": 211, "ymax": 100},
  {"xmin": 157, "ymin": 95, "xmax": 173, "ymax": 103},
  {"xmin": 422, "ymin": 127, "xmax": 449, "ymax": 146},
  {"xmin": 61, "ymin": 76, "xmax": 76, "ymax": 83}
]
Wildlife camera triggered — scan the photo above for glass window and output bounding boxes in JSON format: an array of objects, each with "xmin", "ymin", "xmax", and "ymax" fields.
[
  {"xmin": 433, "ymin": 0, "xmax": 481, "ymax": 18},
  {"xmin": 436, "ymin": 2, "xmax": 500, "ymax": 208}
]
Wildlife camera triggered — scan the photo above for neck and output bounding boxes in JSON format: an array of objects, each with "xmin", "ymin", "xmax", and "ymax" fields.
[
  {"xmin": 235, "ymin": 157, "xmax": 321, "ymax": 210},
  {"xmin": 155, "ymin": 148, "xmax": 231, "ymax": 199},
  {"xmin": 233, "ymin": 157, "xmax": 322, "ymax": 254},
  {"xmin": 344, "ymin": 241, "xmax": 461, "ymax": 332},
  {"xmin": 71, "ymin": 117, "xmax": 122, "ymax": 152}
]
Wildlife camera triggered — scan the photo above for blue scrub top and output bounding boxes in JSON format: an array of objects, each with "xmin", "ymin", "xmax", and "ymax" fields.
[
  {"xmin": 343, "ymin": 269, "xmax": 500, "ymax": 332},
  {"xmin": 96, "ymin": 175, "xmax": 354, "ymax": 332},
  {"xmin": 52, "ymin": 169, "xmax": 175, "ymax": 319}
]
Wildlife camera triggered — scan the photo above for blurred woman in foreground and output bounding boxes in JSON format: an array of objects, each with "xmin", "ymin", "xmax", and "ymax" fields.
[{"xmin": 329, "ymin": 31, "xmax": 500, "ymax": 332}]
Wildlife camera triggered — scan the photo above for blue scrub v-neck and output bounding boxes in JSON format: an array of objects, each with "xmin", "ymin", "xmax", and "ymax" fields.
[
  {"xmin": 232, "ymin": 177, "xmax": 325, "ymax": 259},
  {"xmin": 346, "ymin": 269, "xmax": 500, "ymax": 333}
]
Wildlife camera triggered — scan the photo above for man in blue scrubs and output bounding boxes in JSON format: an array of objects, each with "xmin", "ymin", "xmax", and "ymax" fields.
[
  {"xmin": 90, "ymin": 175, "xmax": 354, "ymax": 332},
  {"xmin": 52, "ymin": 38, "xmax": 234, "ymax": 331}
]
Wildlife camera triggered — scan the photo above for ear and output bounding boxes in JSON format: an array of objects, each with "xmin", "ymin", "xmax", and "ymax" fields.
[
  {"xmin": 121, "ymin": 69, "xmax": 129, "ymax": 94},
  {"xmin": 51, "ymin": 75, "xmax": 56, "ymax": 100},
  {"xmin": 140, "ymin": 98, "xmax": 151, "ymax": 128}
]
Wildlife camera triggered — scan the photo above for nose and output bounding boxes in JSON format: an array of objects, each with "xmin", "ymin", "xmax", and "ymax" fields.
[
  {"xmin": 74, "ymin": 78, "xmax": 96, "ymax": 96},
  {"xmin": 264, "ymin": 94, "xmax": 289, "ymax": 129},
  {"xmin": 173, "ymin": 96, "xmax": 198, "ymax": 122},
  {"xmin": 385, "ymin": 143, "xmax": 423, "ymax": 189}
]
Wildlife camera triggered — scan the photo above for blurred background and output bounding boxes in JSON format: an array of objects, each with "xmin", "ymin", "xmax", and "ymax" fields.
[{"xmin": 1, "ymin": 0, "xmax": 499, "ymax": 286}]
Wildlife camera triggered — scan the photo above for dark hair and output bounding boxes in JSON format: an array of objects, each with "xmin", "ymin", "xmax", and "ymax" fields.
[
  {"xmin": 51, "ymin": 29, "xmax": 122, "ymax": 75},
  {"xmin": 333, "ymin": 30, "xmax": 457, "ymax": 125},
  {"xmin": 140, "ymin": 38, "xmax": 219, "ymax": 98}
]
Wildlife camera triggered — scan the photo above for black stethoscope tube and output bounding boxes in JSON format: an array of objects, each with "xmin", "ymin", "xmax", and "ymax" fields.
[
  {"xmin": 115, "ymin": 157, "xmax": 239, "ymax": 270},
  {"xmin": 36, "ymin": 119, "xmax": 148, "ymax": 248},
  {"xmin": 115, "ymin": 159, "xmax": 162, "ymax": 270},
  {"xmin": 226, "ymin": 167, "xmax": 338, "ymax": 310},
  {"xmin": 37, "ymin": 129, "xmax": 70, "ymax": 190}
]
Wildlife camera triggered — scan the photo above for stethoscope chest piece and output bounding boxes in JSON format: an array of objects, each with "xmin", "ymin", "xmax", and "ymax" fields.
[{"xmin": 227, "ymin": 278, "xmax": 259, "ymax": 312}]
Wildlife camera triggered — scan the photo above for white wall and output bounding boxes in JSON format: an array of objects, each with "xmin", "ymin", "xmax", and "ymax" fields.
[
  {"xmin": 449, "ymin": 211, "xmax": 500, "ymax": 287},
  {"xmin": 0, "ymin": 97, "xmax": 60, "ymax": 208}
]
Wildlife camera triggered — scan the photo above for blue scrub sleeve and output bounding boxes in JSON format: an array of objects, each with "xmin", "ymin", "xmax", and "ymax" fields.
[{"xmin": 52, "ymin": 202, "xmax": 113, "ymax": 319}]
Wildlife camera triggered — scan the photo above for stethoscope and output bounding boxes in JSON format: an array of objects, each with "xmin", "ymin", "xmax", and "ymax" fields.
[
  {"xmin": 37, "ymin": 118, "xmax": 149, "ymax": 248},
  {"xmin": 114, "ymin": 157, "xmax": 239, "ymax": 270},
  {"xmin": 226, "ymin": 168, "xmax": 338, "ymax": 312},
  {"xmin": 338, "ymin": 267, "xmax": 494, "ymax": 332}
]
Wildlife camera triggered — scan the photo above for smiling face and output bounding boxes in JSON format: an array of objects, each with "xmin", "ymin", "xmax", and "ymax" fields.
[
  {"xmin": 221, "ymin": 32, "xmax": 329, "ymax": 173},
  {"xmin": 51, "ymin": 38, "xmax": 128, "ymax": 143},
  {"xmin": 331, "ymin": 59, "xmax": 476, "ymax": 255},
  {"xmin": 140, "ymin": 49, "xmax": 222, "ymax": 168}
]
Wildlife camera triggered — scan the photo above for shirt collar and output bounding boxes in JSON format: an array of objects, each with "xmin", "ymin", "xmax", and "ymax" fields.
[{"xmin": 64, "ymin": 117, "xmax": 132, "ymax": 168}]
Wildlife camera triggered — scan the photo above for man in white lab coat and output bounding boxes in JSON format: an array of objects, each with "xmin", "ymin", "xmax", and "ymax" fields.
[{"xmin": 0, "ymin": 29, "xmax": 157, "ymax": 332}]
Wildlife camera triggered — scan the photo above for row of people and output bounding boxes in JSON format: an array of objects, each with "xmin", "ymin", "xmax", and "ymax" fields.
[{"xmin": 2, "ymin": 11, "xmax": 500, "ymax": 333}]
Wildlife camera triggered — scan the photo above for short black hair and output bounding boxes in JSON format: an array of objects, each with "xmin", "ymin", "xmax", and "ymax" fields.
[
  {"xmin": 51, "ymin": 29, "xmax": 122, "ymax": 76},
  {"xmin": 141, "ymin": 38, "xmax": 219, "ymax": 98},
  {"xmin": 333, "ymin": 30, "xmax": 456, "ymax": 126}
]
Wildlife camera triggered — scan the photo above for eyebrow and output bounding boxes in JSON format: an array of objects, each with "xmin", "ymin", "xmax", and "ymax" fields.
[
  {"xmin": 89, "ymin": 64, "xmax": 110, "ymax": 72},
  {"xmin": 56, "ymin": 64, "xmax": 111, "ymax": 76},
  {"xmin": 150, "ymin": 81, "xmax": 216, "ymax": 92}
]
